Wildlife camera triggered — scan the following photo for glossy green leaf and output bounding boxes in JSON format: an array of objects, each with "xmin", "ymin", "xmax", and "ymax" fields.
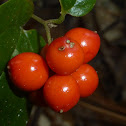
[
  {"xmin": 0, "ymin": 28, "xmax": 44, "ymax": 126},
  {"xmin": 60, "ymin": 0, "xmax": 76, "ymax": 11},
  {"xmin": 40, "ymin": 36, "xmax": 46, "ymax": 48},
  {"xmin": 0, "ymin": 27, "xmax": 20, "ymax": 75},
  {"xmin": 60, "ymin": 0, "xmax": 96, "ymax": 17},
  {"xmin": 0, "ymin": 0, "xmax": 33, "ymax": 34},
  {"xmin": 0, "ymin": 72, "xmax": 29, "ymax": 126},
  {"xmin": 10, "ymin": 29, "xmax": 43, "ymax": 58},
  {"xmin": 0, "ymin": 0, "xmax": 34, "ymax": 74},
  {"xmin": 0, "ymin": 0, "xmax": 45, "ymax": 125}
]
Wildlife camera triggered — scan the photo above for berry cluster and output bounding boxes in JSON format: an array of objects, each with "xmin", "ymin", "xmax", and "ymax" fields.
[{"xmin": 7, "ymin": 27, "xmax": 100, "ymax": 113}]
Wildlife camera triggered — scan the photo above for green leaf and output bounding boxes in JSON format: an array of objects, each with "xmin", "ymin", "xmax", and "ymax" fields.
[
  {"xmin": 0, "ymin": 0, "xmax": 46, "ymax": 125},
  {"xmin": 0, "ymin": 0, "xmax": 34, "ymax": 34},
  {"xmin": 0, "ymin": 28, "xmax": 44, "ymax": 125},
  {"xmin": 0, "ymin": 72, "xmax": 28, "ymax": 126},
  {"xmin": 0, "ymin": 27, "xmax": 20, "ymax": 74},
  {"xmin": 0, "ymin": 0, "xmax": 34, "ymax": 74},
  {"xmin": 60, "ymin": 0, "xmax": 96, "ymax": 17},
  {"xmin": 40, "ymin": 35, "xmax": 46, "ymax": 48},
  {"xmin": 60, "ymin": 0, "xmax": 76, "ymax": 11},
  {"xmin": 11, "ymin": 29, "xmax": 42, "ymax": 58}
]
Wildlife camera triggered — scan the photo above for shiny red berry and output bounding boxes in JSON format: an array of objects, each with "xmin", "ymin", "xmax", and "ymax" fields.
[
  {"xmin": 71, "ymin": 64, "xmax": 99, "ymax": 97},
  {"xmin": 46, "ymin": 36, "xmax": 84, "ymax": 75},
  {"xmin": 65, "ymin": 27, "xmax": 100, "ymax": 63},
  {"xmin": 7, "ymin": 52, "xmax": 49, "ymax": 91},
  {"xmin": 43, "ymin": 75, "xmax": 80, "ymax": 112}
]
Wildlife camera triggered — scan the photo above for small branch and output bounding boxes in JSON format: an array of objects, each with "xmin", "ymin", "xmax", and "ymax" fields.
[
  {"xmin": 47, "ymin": 12, "xmax": 66, "ymax": 24},
  {"xmin": 32, "ymin": 14, "xmax": 45, "ymax": 25},
  {"xmin": 101, "ymin": 18, "xmax": 121, "ymax": 34},
  {"xmin": 79, "ymin": 101, "xmax": 126, "ymax": 123},
  {"xmin": 27, "ymin": 106, "xmax": 41, "ymax": 126},
  {"xmin": 32, "ymin": 14, "xmax": 52, "ymax": 44},
  {"xmin": 32, "ymin": 12, "xmax": 66, "ymax": 45},
  {"xmin": 86, "ymin": 96, "xmax": 126, "ymax": 114},
  {"xmin": 47, "ymin": 0, "xmax": 66, "ymax": 24},
  {"xmin": 44, "ymin": 24, "xmax": 52, "ymax": 45}
]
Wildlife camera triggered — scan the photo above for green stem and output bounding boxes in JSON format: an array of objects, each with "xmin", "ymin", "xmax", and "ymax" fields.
[
  {"xmin": 47, "ymin": 12, "xmax": 66, "ymax": 24},
  {"xmin": 44, "ymin": 23, "xmax": 52, "ymax": 45},
  {"xmin": 32, "ymin": 14, "xmax": 52, "ymax": 44},
  {"xmin": 32, "ymin": 12, "xmax": 66, "ymax": 44},
  {"xmin": 32, "ymin": 14, "xmax": 45, "ymax": 24}
]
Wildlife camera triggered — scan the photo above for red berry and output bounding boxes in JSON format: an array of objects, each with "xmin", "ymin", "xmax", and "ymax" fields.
[
  {"xmin": 65, "ymin": 27, "xmax": 100, "ymax": 63},
  {"xmin": 7, "ymin": 52, "xmax": 49, "ymax": 91},
  {"xmin": 46, "ymin": 36, "xmax": 84, "ymax": 75},
  {"xmin": 71, "ymin": 64, "xmax": 99, "ymax": 97},
  {"xmin": 43, "ymin": 75, "xmax": 80, "ymax": 113}
]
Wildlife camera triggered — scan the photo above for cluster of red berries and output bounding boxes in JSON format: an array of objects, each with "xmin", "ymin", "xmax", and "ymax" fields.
[{"xmin": 7, "ymin": 28, "xmax": 100, "ymax": 113}]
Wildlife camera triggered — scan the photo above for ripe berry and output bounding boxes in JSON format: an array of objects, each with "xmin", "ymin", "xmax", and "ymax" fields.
[
  {"xmin": 46, "ymin": 36, "xmax": 84, "ymax": 75},
  {"xmin": 65, "ymin": 27, "xmax": 100, "ymax": 63},
  {"xmin": 7, "ymin": 52, "xmax": 49, "ymax": 91},
  {"xmin": 71, "ymin": 64, "xmax": 99, "ymax": 97},
  {"xmin": 43, "ymin": 75, "xmax": 80, "ymax": 113}
]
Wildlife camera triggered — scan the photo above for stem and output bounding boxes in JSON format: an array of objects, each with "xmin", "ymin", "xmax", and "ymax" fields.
[
  {"xmin": 44, "ymin": 24, "xmax": 52, "ymax": 45},
  {"xmin": 79, "ymin": 101, "xmax": 126, "ymax": 123},
  {"xmin": 32, "ymin": 14, "xmax": 45, "ymax": 24},
  {"xmin": 32, "ymin": 14, "xmax": 52, "ymax": 44},
  {"xmin": 47, "ymin": 12, "xmax": 66, "ymax": 24},
  {"xmin": 32, "ymin": 11, "xmax": 66, "ymax": 45}
]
